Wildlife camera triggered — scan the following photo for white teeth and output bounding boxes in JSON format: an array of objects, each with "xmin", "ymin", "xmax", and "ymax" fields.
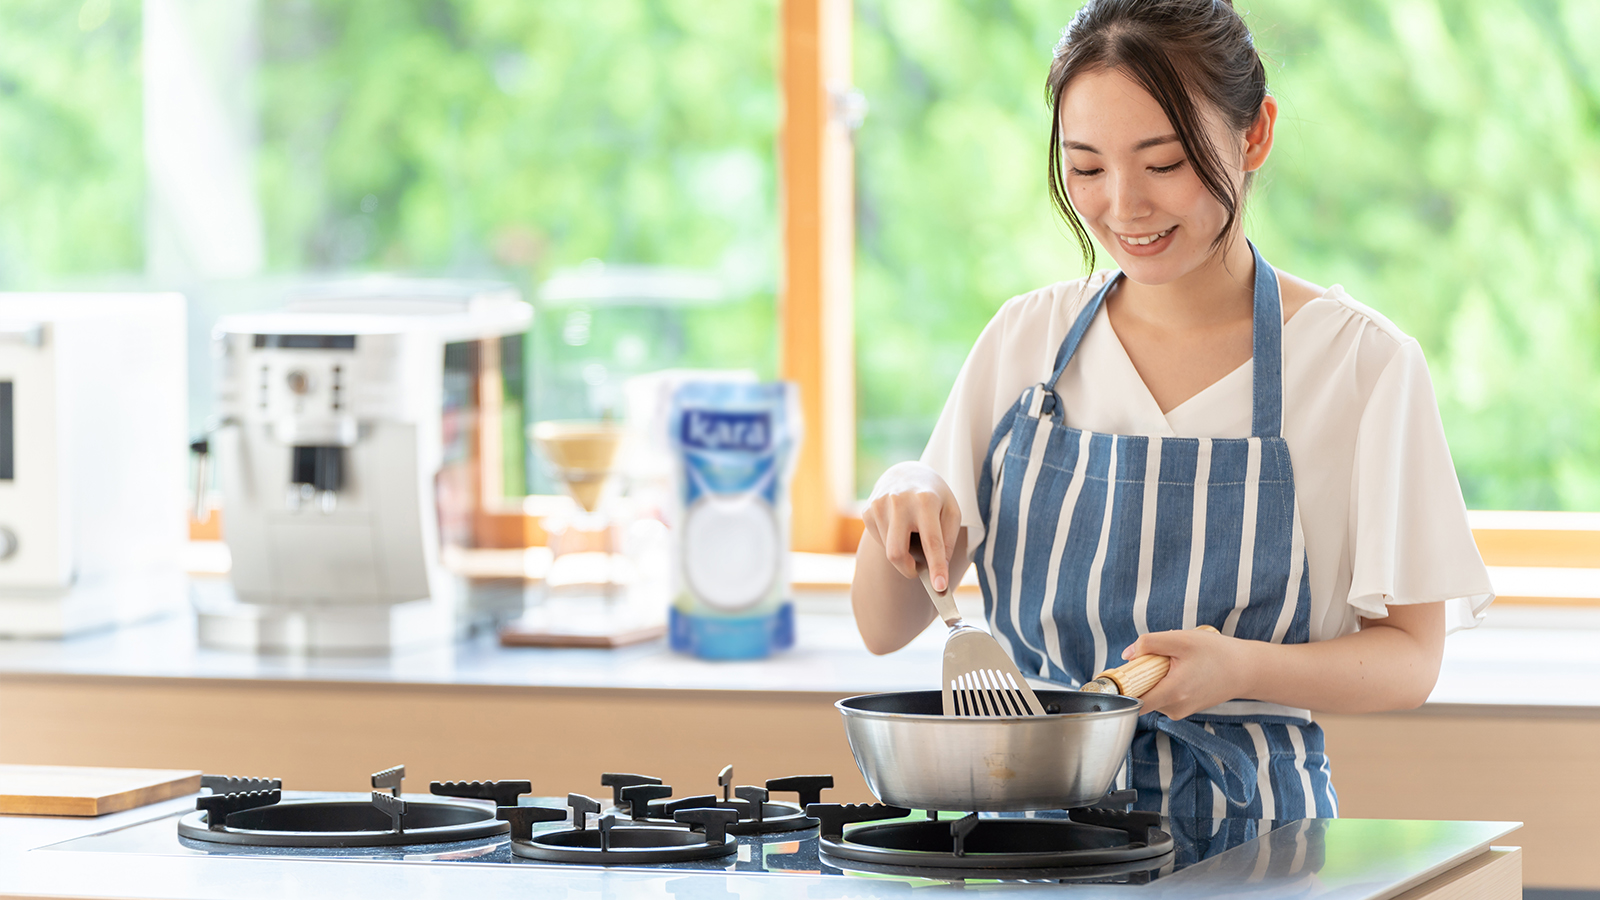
[{"xmin": 1119, "ymin": 227, "xmax": 1174, "ymax": 246}]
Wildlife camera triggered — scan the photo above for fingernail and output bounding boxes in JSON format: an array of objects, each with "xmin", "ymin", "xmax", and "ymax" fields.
[{"xmin": 933, "ymin": 576, "xmax": 946, "ymax": 592}]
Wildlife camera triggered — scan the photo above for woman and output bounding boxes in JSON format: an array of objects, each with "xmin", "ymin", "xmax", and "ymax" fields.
[{"xmin": 850, "ymin": 0, "xmax": 1493, "ymax": 821}]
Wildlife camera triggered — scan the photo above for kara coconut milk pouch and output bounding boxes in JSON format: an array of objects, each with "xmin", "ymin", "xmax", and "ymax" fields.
[{"xmin": 667, "ymin": 381, "xmax": 801, "ymax": 659}]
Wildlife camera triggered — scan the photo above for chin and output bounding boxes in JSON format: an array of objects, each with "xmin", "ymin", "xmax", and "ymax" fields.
[
  {"xmin": 1098, "ymin": 235, "xmax": 1206, "ymax": 286},
  {"xmin": 1102, "ymin": 249, "xmax": 1184, "ymax": 286}
]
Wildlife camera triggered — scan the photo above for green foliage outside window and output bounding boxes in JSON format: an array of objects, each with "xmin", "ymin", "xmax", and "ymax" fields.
[
  {"xmin": 4, "ymin": 0, "xmax": 1599, "ymax": 511},
  {"xmin": 257, "ymin": 0, "xmax": 778, "ymax": 293},
  {"xmin": 854, "ymin": 0, "xmax": 1600, "ymax": 510},
  {"xmin": 256, "ymin": 0, "xmax": 782, "ymax": 491},
  {"xmin": 0, "ymin": 0, "xmax": 142, "ymax": 285}
]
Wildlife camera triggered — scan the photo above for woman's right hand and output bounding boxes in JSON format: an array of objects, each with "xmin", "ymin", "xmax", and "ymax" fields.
[{"xmin": 862, "ymin": 462, "xmax": 963, "ymax": 593}]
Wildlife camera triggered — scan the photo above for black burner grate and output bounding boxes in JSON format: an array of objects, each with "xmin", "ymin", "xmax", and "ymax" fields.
[
  {"xmin": 807, "ymin": 797, "xmax": 1175, "ymax": 876},
  {"xmin": 501, "ymin": 793, "xmax": 740, "ymax": 865},
  {"xmin": 179, "ymin": 766, "xmax": 508, "ymax": 848},
  {"xmin": 600, "ymin": 766, "xmax": 832, "ymax": 835}
]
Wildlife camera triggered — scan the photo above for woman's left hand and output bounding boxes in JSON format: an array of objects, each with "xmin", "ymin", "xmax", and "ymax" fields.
[{"xmin": 1119, "ymin": 628, "xmax": 1255, "ymax": 720}]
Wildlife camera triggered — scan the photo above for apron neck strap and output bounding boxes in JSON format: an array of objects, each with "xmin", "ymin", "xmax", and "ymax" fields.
[
  {"xmin": 1043, "ymin": 241, "xmax": 1285, "ymax": 438},
  {"xmin": 1046, "ymin": 275, "xmax": 1116, "ymax": 389},
  {"xmin": 1247, "ymin": 240, "xmax": 1283, "ymax": 439}
]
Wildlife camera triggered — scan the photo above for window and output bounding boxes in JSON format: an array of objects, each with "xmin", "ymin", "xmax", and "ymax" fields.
[
  {"xmin": 3, "ymin": 0, "xmax": 780, "ymax": 499},
  {"xmin": 850, "ymin": 0, "xmax": 1600, "ymax": 516},
  {"xmin": 261, "ymin": 1, "xmax": 781, "ymax": 493},
  {"xmin": 7, "ymin": 0, "xmax": 1600, "ymax": 568}
]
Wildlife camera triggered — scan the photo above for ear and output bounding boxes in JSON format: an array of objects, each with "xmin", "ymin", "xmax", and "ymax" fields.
[{"xmin": 1242, "ymin": 95, "xmax": 1277, "ymax": 172}]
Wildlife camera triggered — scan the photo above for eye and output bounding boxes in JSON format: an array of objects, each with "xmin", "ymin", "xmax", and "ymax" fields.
[
  {"xmin": 1150, "ymin": 160, "xmax": 1186, "ymax": 174},
  {"xmin": 1068, "ymin": 167, "xmax": 1103, "ymax": 177}
]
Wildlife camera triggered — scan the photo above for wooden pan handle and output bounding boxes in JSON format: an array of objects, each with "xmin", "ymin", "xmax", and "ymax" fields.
[{"xmin": 1091, "ymin": 625, "xmax": 1219, "ymax": 698}]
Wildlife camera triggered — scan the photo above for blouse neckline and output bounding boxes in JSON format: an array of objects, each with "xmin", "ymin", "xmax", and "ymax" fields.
[{"xmin": 1079, "ymin": 283, "xmax": 1339, "ymax": 437}]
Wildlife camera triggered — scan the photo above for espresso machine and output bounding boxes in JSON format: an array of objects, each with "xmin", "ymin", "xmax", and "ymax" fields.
[
  {"xmin": 195, "ymin": 278, "xmax": 531, "ymax": 653},
  {"xmin": 0, "ymin": 294, "xmax": 189, "ymax": 636}
]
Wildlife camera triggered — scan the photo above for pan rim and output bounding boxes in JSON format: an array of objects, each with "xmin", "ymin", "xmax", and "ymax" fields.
[{"xmin": 836, "ymin": 689, "xmax": 1140, "ymax": 722}]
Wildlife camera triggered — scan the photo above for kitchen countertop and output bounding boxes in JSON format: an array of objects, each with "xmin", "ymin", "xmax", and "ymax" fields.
[
  {"xmin": 1, "ymin": 579, "xmax": 1598, "ymax": 713},
  {"xmin": 0, "ymin": 790, "xmax": 1520, "ymax": 899}
]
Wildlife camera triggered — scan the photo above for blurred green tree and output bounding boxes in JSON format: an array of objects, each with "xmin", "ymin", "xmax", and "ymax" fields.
[
  {"xmin": 0, "ymin": 0, "xmax": 143, "ymax": 285},
  {"xmin": 5, "ymin": 0, "xmax": 1597, "ymax": 511},
  {"xmin": 256, "ymin": 0, "xmax": 779, "ymax": 368},
  {"xmin": 853, "ymin": 0, "xmax": 1600, "ymax": 511},
  {"xmin": 255, "ymin": 0, "xmax": 782, "ymax": 492}
]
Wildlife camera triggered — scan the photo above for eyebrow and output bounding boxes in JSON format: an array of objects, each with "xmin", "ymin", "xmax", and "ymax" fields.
[{"xmin": 1062, "ymin": 134, "xmax": 1181, "ymax": 153}]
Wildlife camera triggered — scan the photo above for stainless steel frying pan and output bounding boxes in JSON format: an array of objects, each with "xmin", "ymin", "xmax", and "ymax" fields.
[
  {"xmin": 837, "ymin": 689, "xmax": 1140, "ymax": 811},
  {"xmin": 837, "ymin": 628, "xmax": 1214, "ymax": 811}
]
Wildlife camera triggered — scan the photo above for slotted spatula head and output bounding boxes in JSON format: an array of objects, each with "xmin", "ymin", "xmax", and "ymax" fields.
[
  {"xmin": 941, "ymin": 626, "xmax": 1048, "ymax": 716},
  {"xmin": 909, "ymin": 534, "xmax": 1046, "ymax": 718}
]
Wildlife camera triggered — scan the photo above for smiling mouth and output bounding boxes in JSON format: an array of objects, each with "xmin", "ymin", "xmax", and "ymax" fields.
[{"xmin": 1118, "ymin": 227, "xmax": 1175, "ymax": 247}]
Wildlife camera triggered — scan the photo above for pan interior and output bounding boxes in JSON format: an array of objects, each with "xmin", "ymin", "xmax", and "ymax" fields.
[{"xmin": 840, "ymin": 690, "xmax": 1137, "ymax": 717}]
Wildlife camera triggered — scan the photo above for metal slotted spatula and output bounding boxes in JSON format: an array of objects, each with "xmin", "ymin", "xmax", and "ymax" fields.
[{"xmin": 909, "ymin": 533, "xmax": 1046, "ymax": 717}]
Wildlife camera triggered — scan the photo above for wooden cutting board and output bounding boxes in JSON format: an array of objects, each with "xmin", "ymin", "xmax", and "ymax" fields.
[{"xmin": 0, "ymin": 765, "xmax": 202, "ymax": 816}]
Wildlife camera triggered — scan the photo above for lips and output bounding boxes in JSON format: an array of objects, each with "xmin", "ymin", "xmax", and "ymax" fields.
[
  {"xmin": 1118, "ymin": 227, "xmax": 1174, "ymax": 247},
  {"xmin": 1113, "ymin": 226, "xmax": 1176, "ymax": 257}
]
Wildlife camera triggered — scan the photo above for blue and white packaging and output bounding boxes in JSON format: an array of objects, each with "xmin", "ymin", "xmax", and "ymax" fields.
[{"xmin": 667, "ymin": 381, "xmax": 801, "ymax": 659}]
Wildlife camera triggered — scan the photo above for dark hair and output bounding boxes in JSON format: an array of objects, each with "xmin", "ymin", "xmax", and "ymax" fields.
[{"xmin": 1046, "ymin": 0, "xmax": 1268, "ymax": 270}]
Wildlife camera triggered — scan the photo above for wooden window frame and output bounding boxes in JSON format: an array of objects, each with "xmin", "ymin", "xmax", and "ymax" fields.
[
  {"xmin": 480, "ymin": 0, "xmax": 860, "ymax": 554},
  {"xmin": 780, "ymin": 0, "xmax": 856, "ymax": 554},
  {"xmin": 429, "ymin": 0, "xmax": 858, "ymax": 553}
]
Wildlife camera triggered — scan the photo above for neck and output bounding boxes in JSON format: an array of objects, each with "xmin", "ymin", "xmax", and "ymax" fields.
[{"xmin": 1114, "ymin": 233, "xmax": 1257, "ymax": 329}]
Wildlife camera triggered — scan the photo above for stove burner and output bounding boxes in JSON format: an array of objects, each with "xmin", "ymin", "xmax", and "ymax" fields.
[
  {"xmin": 600, "ymin": 766, "xmax": 832, "ymax": 835},
  {"xmin": 807, "ymin": 801, "xmax": 1175, "ymax": 878},
  {"xmin": 178, "ymin": 767, "xmax": 510, "ymax": 848},
  {"xmin": 501, "ymin": 793, "xmax": 739, "ymax": 865}
]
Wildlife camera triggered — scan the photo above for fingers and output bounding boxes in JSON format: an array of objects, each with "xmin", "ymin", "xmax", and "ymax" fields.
[
  {"xmin": 860, "ymin": 497, "xmax": 884, "ymax": 546},
  {"xmin": 880, "ymin": 502, "xmax": 918, "ymax": 581},
  {"xmin": 1139, "ymin": 686, "xmax": 1195, "ymax": 721},
  {"xmin": 1135, "ymin": 680, "xmax": 1175, "ymax": 718},
  {"xmin": 913, "ymin": 491, "xmax": 950, "ymax": 592},
  {"xmin": 864, "ymin": 490, "xmax": 920, "ymax": 581},
  {"xmin": 863, "ymin": 464, "xmax": 961, "ymax": 587},
  {"xmin": 867, "ymin": 490, "xmax": 957, "ymax": 585},
  {"xmin": 940, "ymin": 503, "xmax": 963, "ymax": 591},
  {"xmin": 1133, "ymin": 661, "xmax": 1199, "ymax": 720},
  {"xmin": 1120, "ymin": 628, "xmax": 1232, "ymax": 720},
  {"xmin": 1120, "ymin": 628, "xmax": 1192, "ymax": 660}
]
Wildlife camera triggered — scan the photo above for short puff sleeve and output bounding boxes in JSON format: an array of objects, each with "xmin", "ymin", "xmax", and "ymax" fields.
[{"xmin": 1346, "ymin": 338, "xmax": 1494, "ymax": 633}]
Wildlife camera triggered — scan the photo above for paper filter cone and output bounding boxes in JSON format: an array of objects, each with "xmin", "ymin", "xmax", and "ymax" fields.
[{"xmin": 532, "ymin": 421, "xmax": 627, "ymax": 512}]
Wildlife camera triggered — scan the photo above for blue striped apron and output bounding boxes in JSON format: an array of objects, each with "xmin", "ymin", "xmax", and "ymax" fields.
[{"xmin": 973, "ymin": 243, "xmax": 1338, "ymax": 820}]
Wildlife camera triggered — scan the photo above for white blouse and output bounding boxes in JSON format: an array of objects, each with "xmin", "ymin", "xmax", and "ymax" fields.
[{"xmin": 920, "ymin": 271, "xmax": 1495, "ymax": 641}]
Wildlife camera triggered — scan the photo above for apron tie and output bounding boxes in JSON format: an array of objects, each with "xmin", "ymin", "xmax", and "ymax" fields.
[{"xmin": 1145, "ymin": 713, "xmax": 1258, "ymax": 808}]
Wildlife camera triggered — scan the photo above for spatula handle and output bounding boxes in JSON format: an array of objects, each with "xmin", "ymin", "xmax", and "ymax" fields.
[{"xmin": 1092, "ymin": 625, "xmax": 1219, "ymax": 698}]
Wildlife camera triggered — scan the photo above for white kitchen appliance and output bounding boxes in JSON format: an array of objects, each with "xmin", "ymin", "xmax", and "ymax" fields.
[
  {"xmin": 0, "ymin": 294, "xmax": 189, "ymax": 637},
  {"xmin": 197, "ymin": 278, "xmax": 531, "ymax": 653}
]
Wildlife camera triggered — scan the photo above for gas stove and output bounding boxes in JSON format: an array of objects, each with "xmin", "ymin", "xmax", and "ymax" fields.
[{"xmin": 46, "ymin": 764, "xmax": 1270, "ymax": 886}]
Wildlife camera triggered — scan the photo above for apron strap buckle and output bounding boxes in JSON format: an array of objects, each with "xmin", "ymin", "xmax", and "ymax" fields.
[{"xmin": 1027, "ymin": 385, "xmax": 1057, "ymax": 419}]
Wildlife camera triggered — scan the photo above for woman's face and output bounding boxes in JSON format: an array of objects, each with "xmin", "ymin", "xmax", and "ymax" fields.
[{"xmin": 1059, "ymin": 67, "xmax": 1261, "ymax": 286}]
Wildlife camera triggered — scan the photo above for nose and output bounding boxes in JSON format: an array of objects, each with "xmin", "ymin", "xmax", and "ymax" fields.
[{"xmin": 1106, "ymin": 168, "xmax": 1151, "ymax": 225}]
